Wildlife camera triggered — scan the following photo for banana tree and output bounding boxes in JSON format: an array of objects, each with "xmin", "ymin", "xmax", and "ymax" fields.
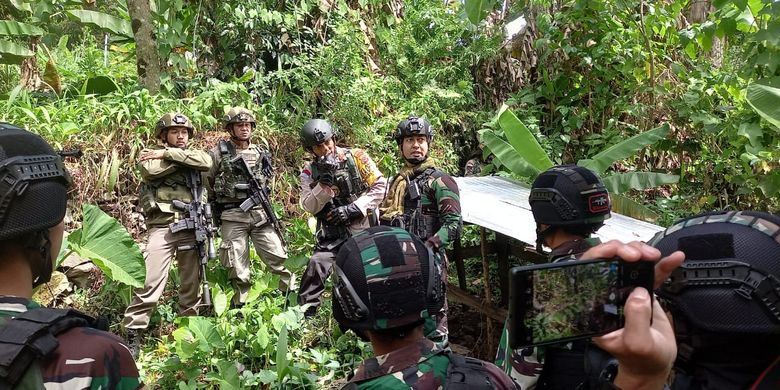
[
  {"xmin": 480, "ymin": 104, "xmax": 679, "ymax": 221},
  {"xmin": 1, "ymin": 0, "xmax": 132, "ymax": 90}
]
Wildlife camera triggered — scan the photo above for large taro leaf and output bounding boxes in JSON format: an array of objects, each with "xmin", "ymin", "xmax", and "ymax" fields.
[
  {"xmin": 67, "ymin": 204, "xmax": 145, "ymax": 287},
  {"xmin": 0, "ymin": 39, "xmax": 33, "ymax": 64},
  {"xmin": 602, "ymin": 172, "xmax": 679, "ymax": 194},
  {"xmin": 746, "ymin": 77, "xmax": 780, "ymax": 131},
  {"xmin": 497, "ymin": 105, "xmax": 554, "ymax": 172},
  {"xmin": 579, "ymin": 124, "xmax": 671, "ymax": 174},
  {"xmin": 0, "ymin": 20, "xmax": 44, "ymax": 37},
  {"xmin": 182, "ymin": 316, "xmax": 224, "ymax": 352},
  {"xmin": 480, "ymin": 129, "xmax": 540, "ymax": 178},
  {"xmin": 66, "ymin": 9, "xmax": 132, "ymax": 37},
  {"xmin": 610, "ymin": 194, "xmax": 659, "ymax": 222}
]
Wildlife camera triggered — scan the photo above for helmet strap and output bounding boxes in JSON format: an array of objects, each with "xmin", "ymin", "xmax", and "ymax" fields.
[
  {"xmin": 404, "ymin": 155, "xmax": 428, "ymax": 165},
  {"xmin": 30, "ymin": 230, "xmax": 53, "ymax": 288},
  {"xmin": 535, "ymin": 224, "xmax": 554, "ymax": 253}
]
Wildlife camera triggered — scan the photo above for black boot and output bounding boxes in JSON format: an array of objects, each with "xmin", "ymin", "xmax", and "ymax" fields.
[{"xmin": 126, "ymin": 329, "xmax": 142, "ymax": 359}]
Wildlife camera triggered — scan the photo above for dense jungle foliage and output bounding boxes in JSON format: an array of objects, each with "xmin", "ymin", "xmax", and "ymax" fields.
[{"xmin": 2, "ymin": 0, "xmax": 780, "ymax": 387}]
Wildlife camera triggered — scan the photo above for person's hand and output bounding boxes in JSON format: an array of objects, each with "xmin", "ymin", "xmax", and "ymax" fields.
[
  {"xmin": 326, "ymin": 203, "xmax": 363, "ymax": 225},
  {"xmin": 138, "ymin": 149, "xmax": 165, "ymax": 162},
  {"xmin": 581, "ymin": 240, "xmax": 684, "ymax": 390},
  {"xmin": 261, "ymin": 153, "xmax": 273, "ymax": 178}
]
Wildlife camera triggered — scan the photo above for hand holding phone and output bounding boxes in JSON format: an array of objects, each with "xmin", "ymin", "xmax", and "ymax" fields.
[{"xmin": 508, "ymin": 257, "xmax": 655, "ymax": 349}]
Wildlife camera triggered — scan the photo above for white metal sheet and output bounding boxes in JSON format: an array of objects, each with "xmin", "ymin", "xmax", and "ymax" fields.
[{"xmin": 455, "ymin": 176, "xmax": 664, "ymax": 245}]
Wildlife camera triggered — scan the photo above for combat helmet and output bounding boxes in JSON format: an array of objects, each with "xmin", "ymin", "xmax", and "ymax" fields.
[
  {"xmin": 393, "ymin": 116, "xmax": 434, "ymax": 145},
  {"xmin": 224, "ymin": 107, "xmax": 256, "ymax": 130},
  {"xmin": 649, "ymin": 210, "xmax": 780, "ymax": 386},
  {"xmin": 0, "ymin": 123, "xmax": 72, "ymax": 286},
  {"xmin": 154, "ymin": 112, "xmax": 194, "ymax": 139},
  {"xmin": 300, "ymin": 119, "xmax": 334, "ymax": 149},
  {"xmin": 332, "ymin": 226, "xmax": 446, "ymax": 334},
  {"xmin": 529, "ymin": 165, "xmax": 611, "ymax": 226}
]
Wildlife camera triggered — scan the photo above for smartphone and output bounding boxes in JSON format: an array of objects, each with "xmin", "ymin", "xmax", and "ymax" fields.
[{"xmin": 508, "ymin": 258, "xmax": 654, "ymax": 349}]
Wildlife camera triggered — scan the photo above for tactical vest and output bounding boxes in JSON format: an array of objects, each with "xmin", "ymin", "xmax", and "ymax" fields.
[
  {"xmin": 386, "ymin": 167, "xmax": 444, "ymax": 241},
  {"xmin": 310, "ymin": 150, "xmax": 369, "ymax": 250},
  {"xmin": 0, "ymin": 308, "xmax": 103, "ymax": 389},
  {"xmin": 310, "ymin": 149, "xmax": 368, "ymax": 208},
  {"xmin": 138, "ymin": 170, "xmax": 194, "ymax": 225},
  {"xmin": 213, "ymin": 140, "xmax": 267, "ymax": 205}
]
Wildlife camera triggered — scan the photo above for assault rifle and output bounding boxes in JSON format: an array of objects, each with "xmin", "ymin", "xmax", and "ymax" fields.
[
  {"xmin": 169, "ymin": 169, "xmax": 217, "ymax": 308},
  {"xmin": 231, "ymin": 155, "xmax": 288, "ymax": 249}
]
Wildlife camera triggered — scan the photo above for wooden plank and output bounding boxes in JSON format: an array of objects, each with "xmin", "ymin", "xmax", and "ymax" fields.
[{"xmin": 448, "ymin": 284, "xmax": 507, "ymax": 322}]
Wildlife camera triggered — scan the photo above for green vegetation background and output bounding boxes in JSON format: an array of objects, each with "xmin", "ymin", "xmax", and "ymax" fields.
[{"xmin": 2, "ymin": 0, "xmax": 779, "ymax": 387}]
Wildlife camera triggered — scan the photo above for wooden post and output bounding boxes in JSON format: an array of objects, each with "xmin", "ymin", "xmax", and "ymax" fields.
[
  {"xmin": 480, "ymin": 227, "xmax": 494, "ymax": 355},
  {"xmin": 453, "ymin": 239, "xmax": 467, "ymax": 290},
  {"xmin": 496, "ymin": 233, "xmax": 510, "ymax": 306}
]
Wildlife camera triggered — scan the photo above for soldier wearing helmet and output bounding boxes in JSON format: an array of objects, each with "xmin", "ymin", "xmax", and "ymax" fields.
[
  {"xmin": 333, "ymin": 226, "xmax": 517, "ymax": 389},
  {"xmin": 207, "ymin": 107, "xmax": 293, "ymax": 306},
  {"xmin": 378, "ymin": 115, "xmax": 462, "ymax": 346},
  {"xmin": 495, "ymin": 165, "xmax": 613, "ymax": 389},
  {"xmin": 122, "ymin": 112, "xmax": 212, "ymax": 356},
  {"xmin": 0, "ymin": 123, "xmax": 143, "ymax": 389},
  {"xmin": 297, "ymin": 118, "xmax": 387, "ymax": 317}
]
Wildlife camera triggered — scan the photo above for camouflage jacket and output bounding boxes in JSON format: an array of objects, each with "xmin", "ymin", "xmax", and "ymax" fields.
[
  {"xmin": 494, "ymin": 238, "xmax": 601, "ymax": 389},
  {"xmin": 0, "ymin": 296, "xmax": 144, "ymax": 390},
  {"xmin": 383, "ymin": 167, "xmax": 462, "ymax": 249},
  {"xmin": 346, "ymin": 338, "xmax": 517, "ymax": 389},
  {"xmin": 138, "ymin": 145, "xmax": 212, "ymax": 227},
  {"xmin": 299, "ymin": 147, "xmax": 387, "ymax": 236}
]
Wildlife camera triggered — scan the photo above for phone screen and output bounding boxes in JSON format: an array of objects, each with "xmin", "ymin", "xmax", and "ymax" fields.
[{"xmin": 508, "ymin": 258, "xmax": 654, "ymax": 349}]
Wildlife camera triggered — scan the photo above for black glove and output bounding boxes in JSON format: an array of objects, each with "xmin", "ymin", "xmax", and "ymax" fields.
[
  {"xmin": 314, "ymin": 154, "xmax": 339, "ymax": 185},
  {"xmin": 261, "ymin": 153, "xmax": 273, "ymax": 178},
  {"xmin": 326, "ymin": 203, "xmax": 363, "ymax": 225}
]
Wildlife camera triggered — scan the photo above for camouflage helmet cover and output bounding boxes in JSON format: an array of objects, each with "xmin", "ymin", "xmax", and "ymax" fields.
[
  {"xmin": 300, "ymin": 119, "xmax": 335, "ymax": 149},
  {"xmin": 393, "ymin": 116, "xmax": 434, "ymax": 144},
  {"xmin": 332, "ymin": 226, "xmax": 446, "ymax": 332},
  {"xmin": 224, "ymin": 107, "xmax": 256, "ymax": 130},
  {"xmin": 155, "ymin": 112, "xmax": 194, "ymax": 138}
]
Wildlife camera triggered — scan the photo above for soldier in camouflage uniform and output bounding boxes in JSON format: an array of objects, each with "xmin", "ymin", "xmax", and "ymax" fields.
[
  {"xmin": 207, "ymin": 107, "xmax": 293, "ymax": 306},
  {"xmin": 0, "ymin": 123, "xmax": 143, "ymax": 389},
  {"xmin": 298, "ymin": 119, "xmax": 387, "ymax": 317},
  {"xmin": 122, "ymin": 113, "xmax": 212, "ymax": 355},
  {"xmin": 495, "ymin": 165, "xmax": 612, "ymax": 389},
  {"xmin": 333, "ymin": 226, "xmax": 517, "ymax": 389},
  {"xmin": 378, "ymin": 116, "xmax": 462, "ymax": 345}
]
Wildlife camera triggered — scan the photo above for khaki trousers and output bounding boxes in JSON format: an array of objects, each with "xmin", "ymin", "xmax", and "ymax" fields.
[
  {"xmin": 219, "ymin": 208, "xmax": 292, "ymax": 304},
  {"xmin": 123, "ymin": 226, "xmax": 202, "ymax": 330}
]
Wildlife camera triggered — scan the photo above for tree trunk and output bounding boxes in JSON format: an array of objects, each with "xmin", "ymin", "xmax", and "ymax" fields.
[
  {"xmin": 686, "ymin": 0, "xmax": 723, "ymax": 67},
  {"xmin": 19, "ymin": 36, "xmax": 41, "ymax": 91},
  {"xmin": 126, "ymin": 0, "xmax": 161, "ymax": 94}
]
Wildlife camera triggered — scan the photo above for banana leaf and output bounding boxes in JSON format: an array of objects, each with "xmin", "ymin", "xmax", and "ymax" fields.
[
  {"xmin": 481, "ymin": 129, "xmax": 540, "ymax": 178},
  {"xmin": 602, "ymin": 172, "xmax": 679, "ymax": 194},
  {"xmin": 746, "ymin": 77, "xmax": 780, "ymax": 131},
  {"xmin": 0, "ymin": 39, "xmax": 33, "ymax": 64},
  {"xmin": 0, "ymin": 20, "xmax": 44, "ymax": 36},
  {"xmin": 66, "ymin": 204, "xmax": 145, "ymax": 287},
  {"xmin": 579, "ymin": 124, "xmax": 671, "ymax": 174},
  {"xmin": 610, "ymin": 194, "xmax": 659, "ymax": 222},
  {"xmin": 497, "ymin": 105, "xmax": 554, "ymax": 172},
  {"xmin": 464, "ymin": 0, "xmax": 496, "ymax": 25},
  {"xmin": 66, "ymin": 9, "xmax": 133, "ymax": 37}
]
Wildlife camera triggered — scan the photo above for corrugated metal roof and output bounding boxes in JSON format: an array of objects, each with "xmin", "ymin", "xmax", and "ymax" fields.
[{"xmin": 455, "ymin": 176, "xmax": 664, "ymax": 245}]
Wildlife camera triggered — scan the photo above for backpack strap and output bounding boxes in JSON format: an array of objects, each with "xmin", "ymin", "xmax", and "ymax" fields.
[
  {"xmin": 218, "ymin": 139, "xmax": 236, "ymax": 159},
  {"xmin": 444, "ymin": 351, "xmax": 496, "ymax": 389},
  {"xmin": 0, "ymin": 308, "xmax": 95, "ymax": 388}
]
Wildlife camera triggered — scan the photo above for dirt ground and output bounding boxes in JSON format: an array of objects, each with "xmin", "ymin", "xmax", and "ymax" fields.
[{"xmin": 447, "ymin": 301, "xmax": 504, "ymax": 362}]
